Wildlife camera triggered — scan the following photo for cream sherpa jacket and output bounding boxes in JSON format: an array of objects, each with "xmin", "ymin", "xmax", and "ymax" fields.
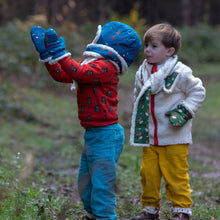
[{"xmin": 130, "ymin": 55, "xmax": 206, "ymax": 147}]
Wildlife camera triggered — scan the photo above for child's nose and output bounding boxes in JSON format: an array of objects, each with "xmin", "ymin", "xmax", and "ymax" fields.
[{"xmin": 144, "ymin": 46, "xmax": 150, "ymax": 52}]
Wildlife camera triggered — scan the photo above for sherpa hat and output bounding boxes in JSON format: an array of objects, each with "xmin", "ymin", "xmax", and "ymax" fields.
[{"xmin": 83, "ymin": 21, "xmax": 142, "ymax": 74}]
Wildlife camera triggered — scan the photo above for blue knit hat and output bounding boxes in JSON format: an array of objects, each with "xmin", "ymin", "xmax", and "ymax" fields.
[{"xmin": 83, "ymin": 21, "xmax": 142, "ymax": 74}]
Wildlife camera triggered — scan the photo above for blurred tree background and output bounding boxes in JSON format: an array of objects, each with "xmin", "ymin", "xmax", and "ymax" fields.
[
  {"xmin": 0, "ymin": 0, "xmax": 219, "ymax": 69},
  {"xmin": 0, "ymin": 0, "xmax": 220, "ymax": 26}
]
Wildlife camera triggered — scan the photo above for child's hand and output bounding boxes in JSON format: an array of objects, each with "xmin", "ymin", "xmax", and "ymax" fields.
[
  {"xmin": 165, "ymin": 105, "xmax": 192, "ymax": 127},
  {"xmin": 30, "ymin": 26, "xmax": 51, "ymax": 62},
  {"xmin": 45, "ymin": 28, "xmax": 71, "ymax": 64}
]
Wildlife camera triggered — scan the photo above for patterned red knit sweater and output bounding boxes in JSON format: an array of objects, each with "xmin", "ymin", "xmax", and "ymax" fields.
[{"xmin": 45, "ymin": 57, "xmax": 120, "ymax": 127}]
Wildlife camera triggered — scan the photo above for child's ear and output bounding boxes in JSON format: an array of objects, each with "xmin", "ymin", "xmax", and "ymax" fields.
[{"xmin": 167, "ymin": 47, "xmax": 175, "ymax": 57}]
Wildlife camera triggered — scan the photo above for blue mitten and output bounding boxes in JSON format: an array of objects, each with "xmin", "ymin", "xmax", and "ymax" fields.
[
  {"xmin": 165, "ymin": 104, "xmax": 192, "ymax": 127},
  {"xmin": 30, "ymin": 26, "xmax": 51, "ymax": 62},
  {"xmin": 45, "ymin": 28, "xmax": 71, "ymax": 64}
]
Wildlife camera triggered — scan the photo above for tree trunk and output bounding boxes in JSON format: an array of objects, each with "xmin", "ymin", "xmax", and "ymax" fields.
[{"xmin": 182, "ymin": 0, "xmax": 191, "ymax": 26}]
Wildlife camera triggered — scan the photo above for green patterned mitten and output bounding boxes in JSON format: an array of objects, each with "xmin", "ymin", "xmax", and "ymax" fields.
[{"xmin": 165, "ymin": 104, "xmax": 192, "ymax": 127}]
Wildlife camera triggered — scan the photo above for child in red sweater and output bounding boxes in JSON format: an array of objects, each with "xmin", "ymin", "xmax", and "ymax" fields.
[{"xmin": 31, "ymin": 22, "xmax": 142, "ymax": 220}]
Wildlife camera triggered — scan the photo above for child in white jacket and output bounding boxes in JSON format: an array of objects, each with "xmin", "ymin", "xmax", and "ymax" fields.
[{"xmin": 130, "ymin": 24, "xmax": 206, "ymax": 220}]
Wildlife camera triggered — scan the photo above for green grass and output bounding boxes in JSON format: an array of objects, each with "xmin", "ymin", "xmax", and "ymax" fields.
[
  {"xmin": 193, "ymin": 62, "xmax": 220, "ymax": 76},
  {"xmin": 0, "ymin": 64, "xmax": 220, "ymax": 219}
]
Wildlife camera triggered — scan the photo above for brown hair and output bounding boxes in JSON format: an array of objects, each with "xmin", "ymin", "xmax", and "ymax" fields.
[{"xmin": 143, "ymin": 23, "xmax": 181, "ymax": 54}]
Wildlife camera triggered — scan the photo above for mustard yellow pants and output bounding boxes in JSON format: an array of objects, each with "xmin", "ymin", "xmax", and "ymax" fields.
[{"xmin": 140, "ymin": 144, "xmax": 192, "ymax": 209}]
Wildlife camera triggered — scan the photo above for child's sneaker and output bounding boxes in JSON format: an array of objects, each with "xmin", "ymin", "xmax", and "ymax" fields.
[
  {"xmin": 169, "ymin": 212, "xmax": 191, "ymax": 220},
  {"xmin": 131, "ymin": 211, "xmax": 160, "ymax": 220}
]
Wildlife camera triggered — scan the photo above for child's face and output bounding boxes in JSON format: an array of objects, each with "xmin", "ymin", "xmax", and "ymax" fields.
[{"xmin": 144, "ymin": 38, "xmax": 174, "ymax": 65}]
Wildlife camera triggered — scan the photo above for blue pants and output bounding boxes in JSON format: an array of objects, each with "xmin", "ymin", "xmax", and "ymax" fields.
[{"xmin": 78, "ymin": 124, "xmax": 124, "ymax": 220}]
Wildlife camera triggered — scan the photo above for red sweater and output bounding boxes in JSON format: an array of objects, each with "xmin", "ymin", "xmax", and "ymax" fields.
[{"xmin": 45, "ymin": 57, "xmax": 120, "ymax": 127}]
